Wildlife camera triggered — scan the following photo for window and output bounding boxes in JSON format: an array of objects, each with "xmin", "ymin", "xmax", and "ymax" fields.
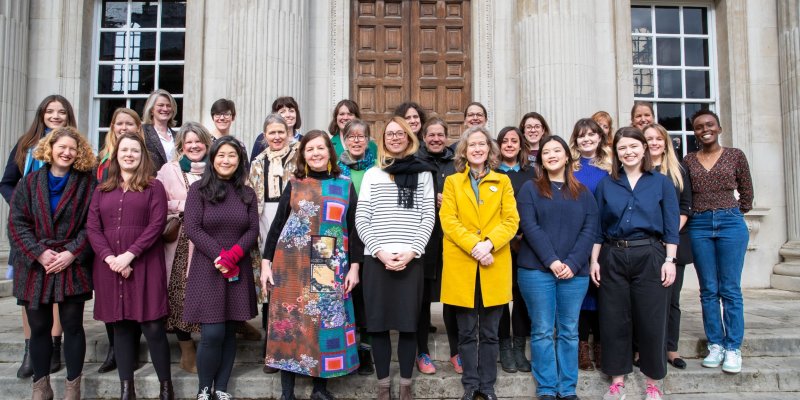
[
  {"xmin": 91, "ymin": 0, "xmax": 186, "ymax": 149},
  {"xmin": 631, "ymin": 4, "xmax": 715, "ymax": 157}
]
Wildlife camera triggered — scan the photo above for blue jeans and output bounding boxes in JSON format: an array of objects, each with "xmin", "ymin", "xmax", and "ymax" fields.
[
  {"xmin": 518, "ymin": 268, "xmax": 588, "ymax": 397},
  {"xmin": 690, "ymin": 208, "xmax": 749, "ymax": 350}
]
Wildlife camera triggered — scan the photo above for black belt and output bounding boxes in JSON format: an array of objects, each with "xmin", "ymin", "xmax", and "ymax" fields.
[{"xmin": 605, "ymin": 237, "xmax": 661, "ymax": 248}]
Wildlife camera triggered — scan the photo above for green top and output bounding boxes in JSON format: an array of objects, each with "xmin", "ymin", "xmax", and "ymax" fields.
[{"xmin": 331, "ymin": 132, "xmax": 379, "ymax": 160}]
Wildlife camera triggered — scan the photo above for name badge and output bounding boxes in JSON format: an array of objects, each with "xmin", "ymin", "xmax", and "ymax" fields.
[{"xmin": 489, "ymin": 186, "xmax": 498, "ymax": 192}]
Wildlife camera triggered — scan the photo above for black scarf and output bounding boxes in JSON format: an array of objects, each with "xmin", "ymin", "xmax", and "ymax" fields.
[{"xmin": 383, "ymin": 155, "xmax": 436, "ymax": 209}]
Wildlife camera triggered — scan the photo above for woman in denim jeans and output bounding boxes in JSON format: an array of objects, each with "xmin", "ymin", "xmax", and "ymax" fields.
[
  {"xmin": 684, "ymin": 109, "xmax": 753, "ymax": 374},
  {"xmin": 517, "ymin": 136, "xmax": 598, "ymax": 400}
]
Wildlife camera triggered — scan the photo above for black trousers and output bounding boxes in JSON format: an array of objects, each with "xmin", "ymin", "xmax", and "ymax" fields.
[
  {"xmin": 498, "ymin": 266, "xmax": 531, "ymax": 339},
  {"xmin": 666, "ymin": 264, "xmax": 686, "ymax": 352},
  {"xmin": 598, "ymin": 242, "xmax": 669, "ymax": 380}
]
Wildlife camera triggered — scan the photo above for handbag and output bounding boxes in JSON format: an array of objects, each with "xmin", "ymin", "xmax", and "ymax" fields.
[{"xmin": 162, "ymin": 171, "xmax": 191, "ymax": 243}]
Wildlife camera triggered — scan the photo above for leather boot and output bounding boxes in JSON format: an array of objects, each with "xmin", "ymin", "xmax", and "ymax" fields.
[
  {"xmin": 49, "ymin": 336, "xmax": 62, "ymax": 373},
  {"xmin": 399, "ymin": 381, "xmax": 413, "ymax": 400},
  {"xmin": 17, "ymin": 339, "xmax": 34, "ymax": 379},
  {"xmin": 512, "ymin": 336, "xmax": 531, "ymax": 372},
  {"xmin": 120, "ymin": 380, "xmax": 136, "ymax": 400},
  {"xmin": 578, "ymin": 341, "xmax": 594, "ymax": 371},
  {"xmin": 499, "ymin": 338, "xmax": 516, "ymax": 373},
  {"xmin": 64, "ymin": 375, "xmax": 81, "ymax": 400},
  {"xmin": 98, "ymin": 345, "xmax": 117, "ymax": 373},
  {"xmin": 358, "ymin": 347, "xmax": 375, "ymax": 375},
  {"xmin": 594, "ymin": 342, "xmax": 602, "ymax": 370},
  {"xmin": 159, "ymin": 380, "xmax": 175, "ymax": 400},
  {"xmin": 31, "ymin": 375, "xmax": 54, "ymax": 400},
  {"xmin": 178, "ymin": 340, "xmax": 198, "ymax": 373}
]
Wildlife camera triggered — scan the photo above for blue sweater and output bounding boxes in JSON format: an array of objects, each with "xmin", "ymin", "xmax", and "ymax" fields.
[
  {"xmin": 573, "ymin": 157, "xmax": 608, "ymax": 194},
  {"xmin": 517, "ymin": 180, "xmax": 599, "ymax": 276}
]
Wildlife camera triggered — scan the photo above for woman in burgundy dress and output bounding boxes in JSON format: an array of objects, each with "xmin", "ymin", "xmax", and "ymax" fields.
[
  {"xmin": 87, "ymin": 133, "xmax": 173, "ymax": 400},
  {"xmin": 183, "ymin": 136, "xmax": 259, "ymax": 400}
]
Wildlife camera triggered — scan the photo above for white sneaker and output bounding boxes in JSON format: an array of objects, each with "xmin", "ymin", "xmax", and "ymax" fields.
[
  {"xmin": 702, "ymin": 344, "xmax": 725, "ymax": 368},
  {"xmin": 645, "ymin": 384, "xmax": 663, "ymax": 400},
  {"xmin": 722, "ymin": 349, "xmax": 742, "ymax": 373},
  {"xmin": 602, "ymin": 382, "xmax": 626, "ymax": 400}
]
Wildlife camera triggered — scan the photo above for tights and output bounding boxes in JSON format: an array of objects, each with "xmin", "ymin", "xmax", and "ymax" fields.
[
  {"xmin": 416, "ymin": 279, "xmax": 433, "ymax": 354},
  {"xmin": 26, "ymin": 302, "xmax": 85, "ymax": 381},
  {"xmin": 442, "ymin": 304, "xmax": 460, "ymax": 357},
  {"xmin": 197, "ymin": 322, "xmax": 237, "ymax": 392},
  {"xmin": 280, "ymin": 371, "xmax": 328, "ymax": 398},
  {"xmin": 115, "ymin": 319, "xmax": 171, "ymax": 381},
  {"xmin": 372, "ymin": 331, "xmax": 416, "ymax": 379},
  {"xmin": 578, "ymin": 310, "xmax": 600, "ymax": 342}
]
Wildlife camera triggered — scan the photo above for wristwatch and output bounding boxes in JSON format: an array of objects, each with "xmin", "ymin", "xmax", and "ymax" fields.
[{"xmin": 665, "ymin": 257, "xmax": 676, "ymax": 263}]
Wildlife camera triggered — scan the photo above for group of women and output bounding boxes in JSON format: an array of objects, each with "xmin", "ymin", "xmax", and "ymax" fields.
[{"xmin": 3, "ymin": 91, "xmax": 752, "ymax": 400}]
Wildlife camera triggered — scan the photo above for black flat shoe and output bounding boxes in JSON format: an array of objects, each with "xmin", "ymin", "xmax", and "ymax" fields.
[{"xmin": 668, "ymin": 357, "xmax": 687, "ymax": 369}]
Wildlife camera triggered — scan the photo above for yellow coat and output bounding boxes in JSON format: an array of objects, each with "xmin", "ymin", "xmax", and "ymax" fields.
[{"xmin": 440, "ymin": 168, "xmax": 520, "ymax": 308}]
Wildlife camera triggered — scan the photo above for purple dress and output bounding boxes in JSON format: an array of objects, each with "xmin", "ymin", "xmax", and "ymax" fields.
[
  {"xmin": 182, "ymin": 180, "xmax": 259, "ymax": 324},
  {"xmin": 87, "ymin": 180, "xmax": 169, "ymax": 323}
]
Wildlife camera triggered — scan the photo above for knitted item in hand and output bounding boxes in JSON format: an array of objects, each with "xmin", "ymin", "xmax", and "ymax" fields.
[{"xmin": 216, "ymin": 244, "xmax": 244, "ymax": 281}]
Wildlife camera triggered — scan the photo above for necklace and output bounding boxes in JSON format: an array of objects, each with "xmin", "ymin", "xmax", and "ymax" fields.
[{"xmin": 552, "ymin": 181, "xmax": 564, "ymax": 190}]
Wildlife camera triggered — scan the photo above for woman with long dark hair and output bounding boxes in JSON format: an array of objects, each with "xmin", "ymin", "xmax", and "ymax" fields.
[
  {"xmin": 9, "ymin": 127, "xmax": 96, "ymax": 399},
  {"xmin": 518, "ymin": 112, "xmax": 552, "ymax": 165},
  {"xmin": 183, "ymin": 136, "xmax": 260, "ymax": 399},
  {"xmin": 394, "ymin": 101, "xmax": 427, "ymax": 141},
  {"xmin": 87, "ymin": 133, "xmax": 173, "ymax": 399}
]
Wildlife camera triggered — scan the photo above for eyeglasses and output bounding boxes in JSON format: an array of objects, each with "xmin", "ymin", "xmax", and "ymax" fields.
[
  {"xmin": 213, "ymin": 112, "xmax": 233, "ymax": 119},
  {"xmin": 346, "ymin": 135, "xmax": 368, "ymax": 142},
  {"xmin": 466, "ymin": 112, "xmax": 485, "ymax": 119},
  {"xmin": 524, "ymin": 124, "xmax": 543, "ymax": 131},
  {"xmin": 385, "ymin": 131, "xmax": 406, "ymax": 139}
]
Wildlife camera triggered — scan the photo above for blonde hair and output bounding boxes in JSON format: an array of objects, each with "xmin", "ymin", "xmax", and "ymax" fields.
[
  {"xmin": 453, "ymin": 126, "xmax": 500, "ymax": 173},
  {"xmin": 174, "ymin": 122, "xmax": 214, "ymax": 161},
  {"xmin": 34, "ymin": 127, "xmax": 97, "ymax": 172},
  {"xmin": 643, "ymin": 123, "xmax": 683, "ymax": 191},
  {"xmin": 99, "ymin": 108, "xmax": 143, "ymax": 160},
  {"xmin": 142, "ymin": 89, "xmax": 177, "ymax": 126},
  {"xmin": 377, "ymin": 116, "xmax": 420, "ymax": 168}
]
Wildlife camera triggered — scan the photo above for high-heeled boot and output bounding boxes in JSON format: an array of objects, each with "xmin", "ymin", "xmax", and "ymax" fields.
[
  {"xmin": 159, "ymin": 380, "xmax": 175, "ymax": 400},
  {"xmin": 120, "ymin": 380, "xmax": 136, "ymax": 400},
  {"xmin": 98, "ymin": 344, "xmax": 117, "ymax": 373}
]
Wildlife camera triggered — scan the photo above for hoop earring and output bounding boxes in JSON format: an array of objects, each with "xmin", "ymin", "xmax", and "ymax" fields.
[
  {"xmin": 327, "ymin": 161, "xmax": 332, "ymax": 174},
  {"xmin": 304, "ymin": 164, "xmax": 309, "ymax": 177}
]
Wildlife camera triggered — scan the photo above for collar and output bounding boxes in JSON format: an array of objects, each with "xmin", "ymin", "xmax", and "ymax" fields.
[{"xmin": 498, "ymin": 163, "xmax": 520, "ymax": 172}]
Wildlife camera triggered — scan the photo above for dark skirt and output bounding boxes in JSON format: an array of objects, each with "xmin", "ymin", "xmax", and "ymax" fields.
[
  {"xmin": 17, "ymin": 292, "xmax": 92, "ymax": 307},
  {"xmin": 363, "ymin": 256, "xmax": 424, "ymax": 333}
]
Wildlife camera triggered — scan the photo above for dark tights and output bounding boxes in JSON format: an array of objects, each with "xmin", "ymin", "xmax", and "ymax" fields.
[
  {"xmin": 197, "ymin": 322, "xmax": 237, "ymax": 392},
  {"xmin": 281, "ymin": 371, "xmax": 328, "ymax": 398},
  {"xmin": 443, "ymin": 304, "xmax": 460, "ymax": 357},
  {"xmin": 372, "ymin": 331, "xmax": 416, "ymax": 379},
  {"xmin": 416, "ymin": 279, "xmax": 433, "ymax": 354},
  {"xmin": 175, "ymin": 329, "xmax": 192, "ymax": 341},
  {"xmin": 578, "ymin": 310, "xmax": 600, "ymax": 342},
  {"xmin": 115, "ymin": 319, "xmax": 171, "ymax": 381},
  {"xmin": 27, "ymin": 302, "xmax": 85, "ymax": 381}
]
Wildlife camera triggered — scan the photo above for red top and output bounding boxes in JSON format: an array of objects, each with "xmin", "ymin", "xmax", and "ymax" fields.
[{"xmin": 684, "ymin": 147, "xmax": 753, "ymax": 213}]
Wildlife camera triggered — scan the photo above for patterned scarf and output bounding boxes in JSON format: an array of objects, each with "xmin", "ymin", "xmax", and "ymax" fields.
[
  {"xmin": 179, "ymin": 155, "xmax": 207, "ymax": 175},
  {"xmin": 339, "ymin": 147, "xmax": 376, "ymax": 177},
  {"xmin": 266, "ymin": 144, "xmax": 296, "ymax": 197}
]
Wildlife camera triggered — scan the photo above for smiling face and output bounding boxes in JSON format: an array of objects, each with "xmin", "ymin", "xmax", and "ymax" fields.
[
  {"xmin": 465, "ymin": 131, "xmax": 489, "ymax": 169},
  {"xmin": 692, "ymin": 114, "xmax": 721, "ymax": 148},
  {"xmin": 344, "ymin": 126, "xmax": 367, "ymax": 159},
  {"xmin": 632, "ymin": 105, "xmax": 654, "ymax": 130},
  {"xmin": 464, "ymin": 105, "xmax": 486, "ymax": 127},
  {"xmin": 596, "ymin": 118, "xmax": 611, "ymax": 136},
  {"xmin": 540, "ymin": 139, "xmax": 568, "ymax": 176},
  {"xmin": 212, "ymin": 111, "xmax": 234, "ymax": 133},
  {"xmin": 616, "ymin": 136, "xmax": 646, "ymax": 169},
  {"xmin": 213, "ymin": 143, "xmax": 239, "ymax": 179},
  {"xmin": 277, "ymin": 106, "xmax": 297, "ymax": 130},
  {"xmin": 51, "ymin": 135, "xmax": 78, "ymax": 171},
  {"xmin": 500, "ymin": 131, "xmax": 522, "ymax": 163},
  {"xmin": 384, "ymin": 121, "xmax": 410, "ymax": 158},
  {"xmin": 43, "ymin": 101, "xmax": 68, "ymax": 130},
  {"xmin": 304, "ymin": 136, "xmax": 331, "ymax": 172},
  {"xmin": 336, "ymin": 105, "xmax": 355, "ymax": 131},
  {"xmin": 423, "ymin": 124, "xmax": 447, "ymax": 153},
  {"xmin": 152, "ymin": 95, "xmax": 174, "ymax": 125},
  {"xmin": 404, "ymin": 108, "xmax": 422, "ymax": 134},
  {"xmin": 265, "ymin": 122, "xmax": 289, "ymax": 152},
  {"xmin": 576, "ymin": 128, "xmax": 601, "ymax": 158},
  {"xmin": 182, "ymin": 131, "xmax": 208, "ymax": 162},
  {"xmin": 644, "ymin": 127, "xmax": 666, "ymax": 161},
  {"xmin": 523, "ymin": 117, "xmax": 545, "ymax": 146},
  {"xmin": 117, "ymin": 137, "xmax": 143, "ymax": 173},
  {"xmin": 113, "ymin": 113, "xmax": 139, "ymax": 138}
]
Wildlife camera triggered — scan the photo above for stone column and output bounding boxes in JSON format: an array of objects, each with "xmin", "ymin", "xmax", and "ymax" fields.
[
  {"xmin": 773, "ymin": 0, "xmax": 800, "ymax": 291},
  {"xmin": 0, "ymin": 0, "xmax": 30, "ymax": 255},
  {"xmin": 515, "ymin": 0, "xmax": 601, "ymax": 135}
]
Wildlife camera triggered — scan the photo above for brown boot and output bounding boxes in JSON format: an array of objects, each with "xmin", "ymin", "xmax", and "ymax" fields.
[
  {"xmin": 178, "ymin": 340, "xmax": 198, "ymax": 373},
  {"xmin": 594, "ymin": 342, "xmax": 602, "ymax": 370},
  {"xmin": 378, "ymin": 377, "xmax": 392, "ymax": 400},
  {"xmin": 32, "ymin": 375, "xmax": 54, "ymax": 400},
  {"xmin": 399, "ymin": 379, "xmax": 413, "ymax": 400},
  {"xmin": 64, "ymin": 375, "xmax": 81, "ymax": 400},
  {"xmin": 578, "ymin": 341, "xmax": 594, "ymax": 371}
]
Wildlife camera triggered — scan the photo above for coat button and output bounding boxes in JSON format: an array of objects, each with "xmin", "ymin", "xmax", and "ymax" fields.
[{"xmin": 477, "ymin": 230, "xmax": 481, "ymax": 235}]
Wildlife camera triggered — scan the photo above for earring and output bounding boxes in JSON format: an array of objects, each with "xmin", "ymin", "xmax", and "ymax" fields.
[
  {"xmin": 305, "ymin": 164, "xmax": 309, "ymax": 177},
  {"xmin": 327, "ymin": 161, "xmax": 332, "ymax": 174}
]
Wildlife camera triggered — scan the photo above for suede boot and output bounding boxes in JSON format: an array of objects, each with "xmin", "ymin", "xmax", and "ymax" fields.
[
  {"xmin": 178, "ymin": 340, "xmax": 198, "ymax": 373},
  {"xmin": 64, "ymin": 375, "xmax": 81, "ymax": 400},
  {"xmin": 578, "ymin": 341, "xmax": 594, "ymax": 371},
  {"xmin": 378, "ymin": 377, "xmax": 392, "ymax": 400},
  {"xmin": 31, "ymin": 375, "xmax": 54, "ymax": 400}
]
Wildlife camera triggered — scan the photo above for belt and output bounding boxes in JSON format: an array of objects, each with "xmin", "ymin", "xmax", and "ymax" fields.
[{"xmin": 605, "ymin": 237, "xmax": 661, "ymax": 248}]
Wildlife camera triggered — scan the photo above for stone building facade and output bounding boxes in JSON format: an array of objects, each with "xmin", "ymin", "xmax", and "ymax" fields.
[{"xmin": 1, "ymin": 0, "xmax": 798, "ymax": 290}]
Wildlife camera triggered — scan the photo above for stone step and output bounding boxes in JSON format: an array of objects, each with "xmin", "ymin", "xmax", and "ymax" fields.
[
  {"xmin": 0, "ymin": 280, "xmax": 11, "ymax": 298},
  {"xmin": 1, "ymin": 356, "xmax": 798, "ymax": 399}
]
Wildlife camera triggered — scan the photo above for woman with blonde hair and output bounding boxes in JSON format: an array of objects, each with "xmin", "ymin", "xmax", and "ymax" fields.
[
  {"xmin": 98, "ymin": 108, "xmax": 142, "ymax": 181},
  {"xmin": 142, "ymin": 89, "xmax": 179, "ymax": 171},
  {"xmin": 440, "ymin": 126, "xmax": 520, "ymax": 400},
  {"xmin": 357, "ymin": 116, "xmax": 436, "ymax": 400}
]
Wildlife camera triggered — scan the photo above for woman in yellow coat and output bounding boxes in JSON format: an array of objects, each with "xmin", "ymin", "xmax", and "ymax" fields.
[{"xmin": 440, "ymin": 126, "xmax": 520, "ymax": 400}]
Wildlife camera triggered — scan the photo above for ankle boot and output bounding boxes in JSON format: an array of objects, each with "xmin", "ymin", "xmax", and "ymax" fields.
[
  {"xmin": 512, "ymin": 336, "xmax": 530, "ymax": 372},
  {"xmin": 178, "ymin": 340, "xmax": 198, "ymax": 373},
  {"xmin": 64, "ymin": 375, "xmax": 81, "ymax": 400},
  {"xmin": 17, "ymin": 339, "xmax": 34, "ymax": 379},
  {"xmin": 593, "ymin": 342, "xmax": 602, "ymax": 370},
  {"xmin": 120, "ymin": 380, "xmax": 136, "ymax": 400},
  {"xmin": 378, "ymin": 377, "xmax": 392, "ymax": 400},
  {"xmin": 578, "ymin": 341, "xmax": 594, "ymax": 371},
  {"xmin": 357, "ymin": 347, "xmax": 375, "ymax": 375},
  {"xmin": 499, "ymin": 338, "xmax": 516, "ymax": 373},
  {"xmin": 239, "ymin": 320, "xmax": 262, "ymax": 341},
  {"xmin": 98, "ymin": 344, "xmax": 117, "ymax": 373},
  {"xmin": 49, "ymin": 336, "xmax": 62, "ymax": 373},
  {"xmin": 32, "ymin": 375, "xmax": 54, "ymax": 400},
  {"xmin": 399, "ymin": 381, "xmax": 413, "ymax": 400},
  {"xmin": 159, "ymin": 380, "xmax": 175, "ymax": 400}
]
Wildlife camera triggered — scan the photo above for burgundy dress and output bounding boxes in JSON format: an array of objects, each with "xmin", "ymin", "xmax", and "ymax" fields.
[
  {"xmin": 182, "ymin": 180, "xmax": 260, "ymax": 324},
  {"xmin": 87, "ymin": 179, "xmax": 169, "ymax": 323}
]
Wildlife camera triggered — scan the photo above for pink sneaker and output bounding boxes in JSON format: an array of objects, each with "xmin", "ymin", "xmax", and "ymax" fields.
[
  {"xmin": 645, "ymin": 383, "xmax": 663, "ymax": 400},
  {"xmin": 450, "ymin": 354, "xmax": 463, "ymax": 374},
  {"xmin": 416, "ymin": 353, "xmax": 436, "ymax": 374}
]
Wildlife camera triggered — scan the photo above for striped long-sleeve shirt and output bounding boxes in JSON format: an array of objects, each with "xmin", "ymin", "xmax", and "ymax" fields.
[{"xmin": 355, "ymin": 167, "xmax": 435, "ymax": 257}]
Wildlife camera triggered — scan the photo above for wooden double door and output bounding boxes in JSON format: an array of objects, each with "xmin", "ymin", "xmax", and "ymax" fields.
[{"xmin": 350, "ymin": 0, "xmax": 471, "ymax": 139}]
